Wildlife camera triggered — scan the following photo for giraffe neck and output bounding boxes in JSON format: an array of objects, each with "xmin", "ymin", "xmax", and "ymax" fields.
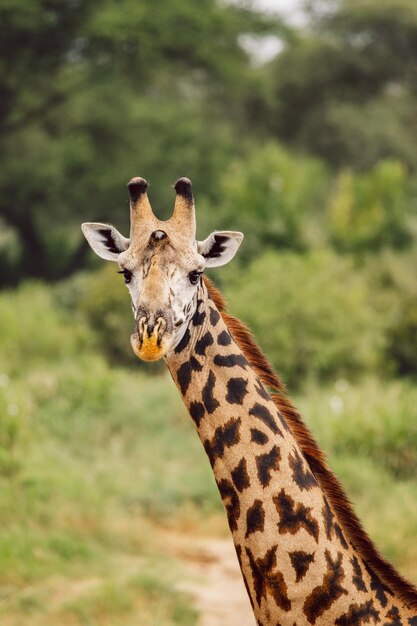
[{"xmin": 166, "ymin": 281, "xmax": 416, "ymax": 626}]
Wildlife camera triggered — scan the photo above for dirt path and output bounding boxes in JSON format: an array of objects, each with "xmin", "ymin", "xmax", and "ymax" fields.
[
  {"xmin": 0, "ymin": 530, "xmax": 255, "ymax": 626},
  {"xmin": 166, "ymin": 534, "xmax": 256, "ymax": 626}
]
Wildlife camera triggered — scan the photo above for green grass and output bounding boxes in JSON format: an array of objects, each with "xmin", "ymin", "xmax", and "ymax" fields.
[
  {"xmin": 62, "ymin": 568, "xmax": 197, "ymax": 626},
  {"xmin": 0, "ymin": 281, "xmax": 416, "ymax": 623},
  {"xmin": 297, "ymin": 377, "xmax": 417, "ymax": 477},
  {"xmin": 0, "ymin": 283, "xmax": 205, "ymax": 625}
]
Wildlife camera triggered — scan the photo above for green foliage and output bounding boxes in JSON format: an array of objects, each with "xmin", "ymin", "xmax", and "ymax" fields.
[
  {"xmin": 364, "ymin": 249, "xmax": 417, "ymax": 377},
  {"xmin": 205, "ymin": 142, "xmax": 328, "ymax": 258},
  {"xmin": 3, "ymin": 0, "xmax": 417, "ymax": 284},
  {"xmin": 386, "ymin": 297, "xmax": 417, "ymax": 377},
  {"xmin": 269, "ymin": 0, "xmax": 417, "ymax": 170},
  {"xmin": 0, "ymin": 283, "xmax": 89, "ymax": 483},
  {"xmin": 0, "ymin": 377, "xmax": 29, "ymax": 478},
  {"xmin": 298, "ymin": 377, "xmax": 417, "ymax": 479},
  {"xmin": 224, "ymin": 249, "xmax": 384, "ymax": 387},
  {"xmin": 2, "ymin": 0, "xmax": 417, "ymax": 286},
  {"xmin": 307, "ymin": 95, "xmax": 417, "ymax": 173},
  {"xmin": 0, "ymin": 282, "xmax": 91, "ymax": 375},
  {"xmin": 0, "ymin": 0, "xmax": 278, "ymax": 284},
  {"xmin": 328, "ymin": 160, "xmax": 412, "ymax": 252},
  {"xmin": 65, "ymin": 572, "xmax": 197, "ymax": 626}
]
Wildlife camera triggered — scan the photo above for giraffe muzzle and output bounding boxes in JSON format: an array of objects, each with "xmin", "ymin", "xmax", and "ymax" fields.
[{"xmin": 130, "ymin": 315, "xmax": 168, "ymax": 361}]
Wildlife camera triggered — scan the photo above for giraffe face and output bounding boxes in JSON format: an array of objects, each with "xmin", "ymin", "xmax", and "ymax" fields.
[
  {"xmin": 81, "ymin": 178, "xmax": 243, "ymax": 361},
  {"xmin": 119, "ymin": 234, "xmax": 206, "ymax": 361}
]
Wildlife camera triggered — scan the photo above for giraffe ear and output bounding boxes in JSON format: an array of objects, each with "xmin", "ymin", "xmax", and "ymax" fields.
[
  {"xmin": 197, "ymin": 231, "xmax": 243, "ymax": 268},
  {"xmin": 81, "ymin": 222, "xmax": 130, "ymax": 261}
]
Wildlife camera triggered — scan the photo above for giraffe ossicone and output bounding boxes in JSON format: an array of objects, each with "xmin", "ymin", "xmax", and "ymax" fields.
[{"xmin": 82, "ymin": 177, "xmax": 417, "ymax": 625}]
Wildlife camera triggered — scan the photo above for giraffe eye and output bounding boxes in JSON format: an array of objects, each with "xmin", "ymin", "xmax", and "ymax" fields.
[
  {"xmin": 188, "ymin": 270, "xmax": 202, "ymax": 285},
  {"xmin": 118, "ymin": 269, "xmax": 132, "ymax": 284}
]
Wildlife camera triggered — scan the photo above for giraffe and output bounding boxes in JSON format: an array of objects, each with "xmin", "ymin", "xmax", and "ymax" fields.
[{"xmin": 82, "ymin": 176, "xmax": 417, "ymax": 625}]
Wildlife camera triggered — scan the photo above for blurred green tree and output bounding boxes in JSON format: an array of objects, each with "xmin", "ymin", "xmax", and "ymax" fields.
[
  {"xmin": 387, "ymin": 297, "xmax": 417, "ymax": 377},
  {"xmin": 364, "ymin": 249, "xmax": 417, "ymax": 378},
  {"xmin": 327, "ymin": 160, "xmax": 412, "ymax": 252},
  {"xmin": 202, "ymin": 142, "xmax": 329, "ymax": 259},
  {"xmin": 267, "ymin": 0, "xmax": 417, "ymax": 170},
  {"xmin": 224, "ymin": 249, "xmax": 384, "ymax": 387},
  {"xmin": 0, "ymin": 0, "xmax": 281, "ymax": 284}
]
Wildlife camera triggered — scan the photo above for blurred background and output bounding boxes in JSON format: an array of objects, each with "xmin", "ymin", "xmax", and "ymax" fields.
[{"xmin": 1, "ymin": 0, "xmax": 417, "ymax": 624}]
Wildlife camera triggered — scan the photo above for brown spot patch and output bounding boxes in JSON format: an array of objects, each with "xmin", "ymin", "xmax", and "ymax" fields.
[
  {"xmin": 289, "ymin": 550, "xmax": 315, "ymax": 583},
  {"xmin": 174, "ymin": 327, "xmax": 191, "ymax": 353},
  {"xmin": 303, "ymin": 550, "xmax": 348, "ymax": 624},
  {"xmin": 176, "ymin": 356, "xmax": 202, "ymax": 395},
  {"xmin": 217, "ymin": 330, "xmax": 232, "ymax": 346},
  {"xmin": 273, "ymin": 489, "xmax": 319, "ymax": 543},
  {"xmin": 254, "ymin": 378, "xmax": 271, "ymax": 400},
  {"xmin": 231, "ymin": 457, "xmax": 250, "ymax": 492},
  {"xmin": 245, "ymin": 499, "xmax": 265, "ymax": 538},
  {"xmin": 256, "ymin": 445, "xmax": 281, "ymax": 487},
  {"xmin": 250, "ymin": 428, "xmax": 269, "ymax": 445},
  {"xmin": 323, "ymin": 498, "xmax": 348, "ymax": 549},
  {"xmin": 289, "ymin": 448, "xmax": 317, "ymax": 491},
  {"xmin": 195, "ymin": 331, "xmax": 214, "ymax": 356},
  {"xmin": 351, "ymin": 555, "xmax": 367, "ymax": 593},
  {"xmin": 335, "ymin": 600, "xmax": 379, "ymax": 625},
  {"xmin": 216, "ymin": 478, "xmax": 240, "ymax": 532},
  {"xmin": 383, "ymin": 605, "xmax": 402, "ymax": 625},
  {"xmin": 203, "ymin": 417, "xmax": 241, "ymax": 468},
  {"xmin": 226, "ymin": 377, "xmax": 248, "ymax": 405},
  {"xmin": 202, "ymin": 369, "xmax": 219, "ymax": 414},
  {"xmin": 189, "ymin": 401, "xmax": 205, "ymax": 427},
  {"xmin": 192, "ymin": 303, "xmax": 206, "ymax": 326},
  {"xmin": 365, "ymin": 563, "xmax": 393, "ymax": 609},
  {"xmin": 246, "ymin": 545, "xmax": 291, "ymax": 612},
  {"xmin": 249, "ymin": 403, "xmax": 283, "ymax": 437},
  {"xmin": 214, "ymin": 353, "xmax": 248, "ymax": 369},
  {"xmin": 209, "ymin": 307, "xmax": 220, "ymax": 326}
]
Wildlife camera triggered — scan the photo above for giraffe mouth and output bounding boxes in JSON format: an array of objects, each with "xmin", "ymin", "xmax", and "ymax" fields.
[
  {"xmin": 131, "ymin": 332, "xmax": 168, "ymax": 361},
  {"xmin": 130, "ymin": 316, "xmax": 170, "ymax": 362}
]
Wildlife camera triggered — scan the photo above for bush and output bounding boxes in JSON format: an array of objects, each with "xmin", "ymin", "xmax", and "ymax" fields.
[
  {"xmin": 203, "ymin": 142, "xmax": 329, "ymax": 260},
  {"xmin": 328, "ymin": 160, "xmax": 412, "ymax": 253},
  {"xmin": 364, "ymin": 249, "xmax": 417, "ymax": 377},
  {"xmin": 0, "ymin": 282, "xmax": 91, "ymax": 376},
  {"xmin": 297, "ymin": 377, "xmax": 417, "ymax": 480},
  {"xmin": 386, "ymin": 297, "xmax": 417, "ymax": 376},
  {"xmin": 0, "ymin": 281, "xmax": 96, "ymax": 481},
  {"xmin": 223, "ymin": 249, "xmax": 384, "ymax": 387}
]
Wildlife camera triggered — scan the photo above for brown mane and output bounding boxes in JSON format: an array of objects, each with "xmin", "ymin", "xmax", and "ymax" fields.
[{"xmin": 204, "ymin": 276, "xmax": 417, "ymax": 610}]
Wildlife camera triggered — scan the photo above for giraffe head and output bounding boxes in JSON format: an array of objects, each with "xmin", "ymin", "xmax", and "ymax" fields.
[{"xmin": 81, "ymin": 177, "xmax": 243, "ymax": 361}]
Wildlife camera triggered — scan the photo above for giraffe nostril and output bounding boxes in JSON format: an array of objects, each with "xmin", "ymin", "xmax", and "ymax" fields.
[
  {"xmin": 138, "ymin": 316, "xmax": 147, "ymax": 337},
  {"xmin": 140, "ymin": 316, "xmax": 168, "ymax": 340},
  {"xmin": 175, "ymin": 319, "xmax": 184, "ymax": 328}
]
